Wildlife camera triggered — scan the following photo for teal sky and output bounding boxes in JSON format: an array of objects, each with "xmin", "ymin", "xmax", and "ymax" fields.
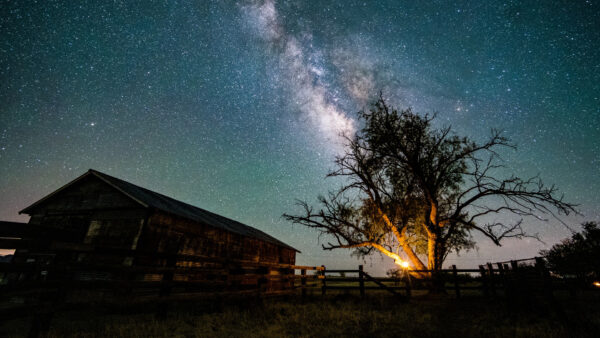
[{"xmin": 1, "ymin": 1, "xmax": 598, "ymax": 274}]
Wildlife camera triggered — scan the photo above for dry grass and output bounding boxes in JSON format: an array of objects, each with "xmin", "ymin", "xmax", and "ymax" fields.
[{"xmin": 1, "ymin": 292, "xmax": 599, "ymax": 337}]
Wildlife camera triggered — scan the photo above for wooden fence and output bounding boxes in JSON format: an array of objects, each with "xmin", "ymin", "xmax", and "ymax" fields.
[
  {"xmin": 1, "ymin": 223, "xmax": 598, "ymax": 337},
  {"xmin": 317, "ymin": 259, "xmax": 598, "ymax": 300},
  {"xmin": 0, "ymin": 223, "xmax": 324, "ymax": 337},
  {"xmin": 0, "ymin": 245, "xmax": 323, "ymax": 337},
  {"xmin": 320, "ymin": 265, "xmax": 482, "ymax": 299}
]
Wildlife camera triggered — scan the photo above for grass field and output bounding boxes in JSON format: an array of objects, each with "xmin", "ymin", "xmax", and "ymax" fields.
[{"xmin": 1, "ymin": 292, "xmax": 599, "ymax": 337}]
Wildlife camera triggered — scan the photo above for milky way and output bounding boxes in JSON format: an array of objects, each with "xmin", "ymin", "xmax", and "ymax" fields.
[
  {"xmin": 1, "ymin": 1, "xmax": 599, "ymax": 273},
  {"xmin": 241, "ymin": 0, "xmax": 355, "ymax": 143}
]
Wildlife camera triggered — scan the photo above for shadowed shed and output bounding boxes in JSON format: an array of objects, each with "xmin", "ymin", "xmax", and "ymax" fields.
[{"xmin": 15, "ymin": 169, "xmax": 298, "ymax": 289}]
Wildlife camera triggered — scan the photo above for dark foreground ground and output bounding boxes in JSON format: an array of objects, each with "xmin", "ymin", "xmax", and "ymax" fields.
[{"xmin": 1, "ymin": 292, "xmax": 599, "ymax": 337}]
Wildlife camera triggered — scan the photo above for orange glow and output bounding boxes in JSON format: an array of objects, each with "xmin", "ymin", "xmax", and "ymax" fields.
[
  {"xmin": 593, "ymin": 281, "xmax": 600, "ymax": 288},
  {"xmin": 395, "ymin": 259, "xmax": 410, "ymax": 269}
]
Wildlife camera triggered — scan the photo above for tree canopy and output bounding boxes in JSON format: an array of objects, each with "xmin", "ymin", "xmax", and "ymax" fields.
[
  {"xmin": 284, "ymin": 96, "xmax": 577, "ymax": 272},
  {"xmin": 541, "ymin": 222, "xmax": 600, "ymax": 280}
]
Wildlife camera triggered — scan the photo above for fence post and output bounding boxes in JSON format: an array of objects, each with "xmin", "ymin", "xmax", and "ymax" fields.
[
  {"xmin": 255, "ymin": 264, "xmax": 269, "ymax": 301},
  {"xmin": 321, "ymin": 265, "xmax": 326, "ymax": 296},
  {"xmin": 479, "ymin": 265, "xmax": 489, "ymax": 297},
  {"xmin": 359, "ymin": 265, "xmax": 365, "ymax": 297},
  {"xmin": 497, "ymin": 263, "xmax": 508, "ymax": 297},
  {"xmin": 156, "ymin": 254, "xmax": 176, "ymax": 319},
  {"xmin": 256, "ymin": 274, "xmax": 264, "ymax": 300},
  {"xmin": 487, "ymin": 263, "xmax": 496, "ymax": 297},
  {"xmin": 452, "ymin": 265, "xmax": 461, "ymax": 298},
  {"xmin": 301, "ymin": 268, "xmax": 307, "ymax": 298},
  {"xmin": 404, "ymin": 270, "xmax": 412, "ymax": 298},
  {"xmin": 535, "ymin": 257, "xmax": 553, "ymax": 300},
  {"xmin": 510, "ymin": 260, "xmax": 521, "ymax": 301},
  {"xmin": 28, "ymin": 262, "xmax": 55, "ymax": 338}
]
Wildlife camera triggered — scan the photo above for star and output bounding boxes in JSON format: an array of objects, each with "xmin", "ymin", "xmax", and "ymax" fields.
[{"xmin": 0, "ymin": 0, "xmax": 598, "ymax": 273}]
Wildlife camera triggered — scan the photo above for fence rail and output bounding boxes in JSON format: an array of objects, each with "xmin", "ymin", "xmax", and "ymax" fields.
[
  {"xmin": 316, "ymin": 261, "xmax": 599, "ymax": 300},
  {"xmin": 1, "ymin": 224, "xmax": 598, "ymax": 337},
  {"xmin": 0, "ymin": 225, "xmax": 328, "ymax": 337}
]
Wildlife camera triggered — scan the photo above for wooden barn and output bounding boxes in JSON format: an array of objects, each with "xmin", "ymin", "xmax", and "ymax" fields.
[{"xmin": 13, "ymin": 169, "xmax": 298, "ymax": 290}]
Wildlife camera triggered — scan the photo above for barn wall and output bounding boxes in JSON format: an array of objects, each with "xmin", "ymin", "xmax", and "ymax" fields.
[
  {"xmin": 142, "ymin": 211, "xmax": 294, "ymax": 263},
  {"xmin": 16, "ymin": 176, "xmax": 148, "ymax": 265},
  {"xmin": 140, "ymin": 211, "xmax": 296, "ymax": 290},
  {"xmin": 17, "ymin": 175, "xmax": 296, "ymax": 290}
]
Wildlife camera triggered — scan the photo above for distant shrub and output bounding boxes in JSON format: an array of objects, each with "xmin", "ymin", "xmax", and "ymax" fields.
[{"xmin": 540, "ymin": 221, "xmax": 600, "ymax": 280}]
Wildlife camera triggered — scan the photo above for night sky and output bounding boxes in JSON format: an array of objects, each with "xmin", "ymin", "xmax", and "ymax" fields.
[{"xmin": 1, "ymin": 1, "xmax": 599, "ymax": 274}]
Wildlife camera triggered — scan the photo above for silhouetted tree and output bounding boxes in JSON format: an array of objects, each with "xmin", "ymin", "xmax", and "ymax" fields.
[
  {"xmin": 284, "ymin": 95, "xmax": 577, "ymax": 277},
  {"xmin": 541, "ymin": 222, "xmax": 600, "ymax": 280}
]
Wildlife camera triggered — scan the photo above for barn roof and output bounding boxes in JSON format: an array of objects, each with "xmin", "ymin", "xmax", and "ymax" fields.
[{"xmin": 20, "ymin": 169, "xmax": 299, "ymax": 252}]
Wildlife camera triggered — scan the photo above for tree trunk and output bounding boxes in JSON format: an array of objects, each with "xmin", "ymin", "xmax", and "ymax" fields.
[
  {"xmin": 427, "ymin": 233, "xmax": 439, "ymax": 270},
  {"xmin": 427, "ymin": 232, "xmax": 446, "ymax": 294},
  {"xmin": 400, "ymin": 240, "xmax": 427, "ymax": 271}
]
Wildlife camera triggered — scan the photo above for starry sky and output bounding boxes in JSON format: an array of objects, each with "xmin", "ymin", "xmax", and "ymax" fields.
[{"xmin": 1, "ymin": 1, "xmax": 599, "ymax": 274}]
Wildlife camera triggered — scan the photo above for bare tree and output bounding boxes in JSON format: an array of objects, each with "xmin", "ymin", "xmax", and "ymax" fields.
[{"xmin": 284, "ymin": 96, "xmax": 577, "ymax": 275}]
